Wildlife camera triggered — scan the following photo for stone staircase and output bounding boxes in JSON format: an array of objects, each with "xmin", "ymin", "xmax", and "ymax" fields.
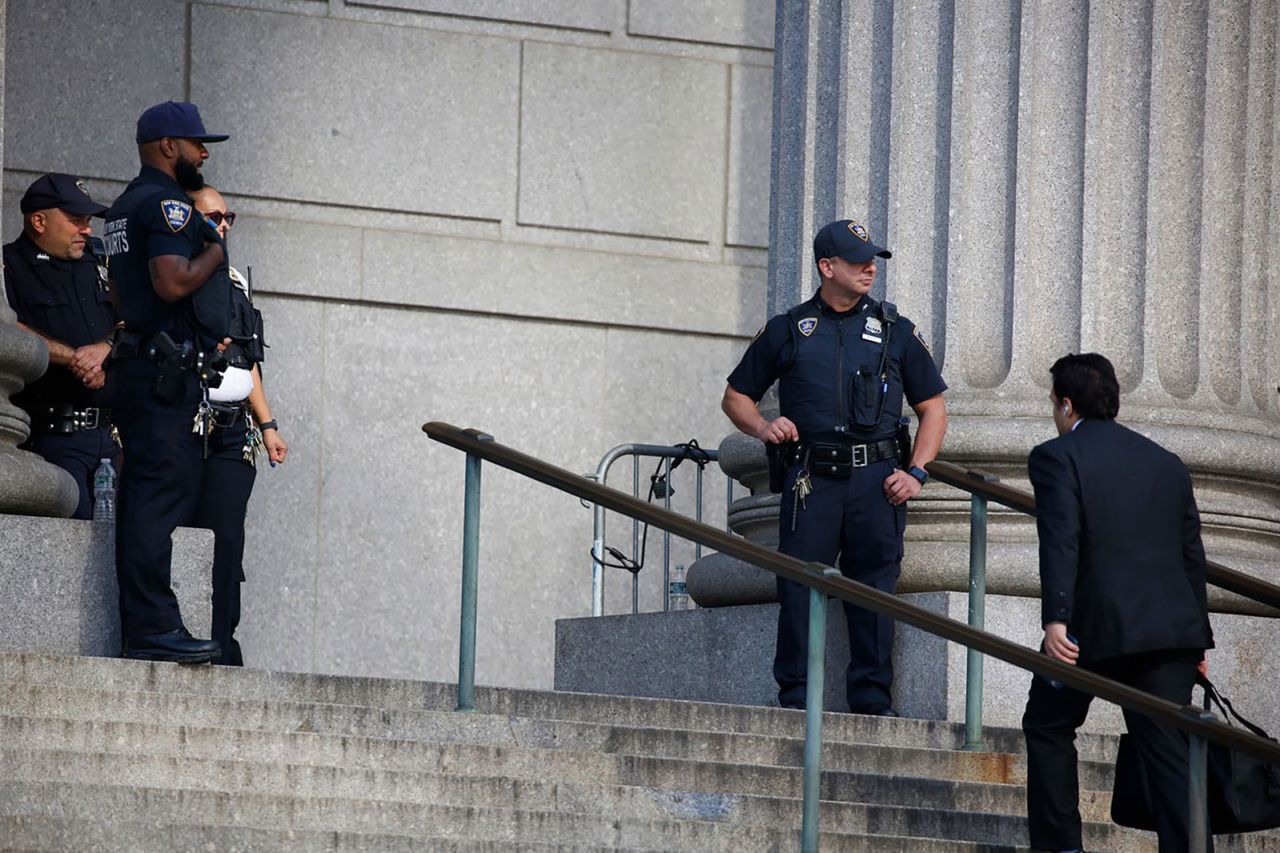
[{"xmin": 0, "ymin": 653, "xmax": 1276, "ymax": 851}]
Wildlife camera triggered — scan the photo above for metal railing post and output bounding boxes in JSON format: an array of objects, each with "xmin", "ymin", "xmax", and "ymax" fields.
[
  {"xmin": 964, "ymin": 492, "xmax": 989, "ymax": 750},
  {"xmin": 1188, "ymin": 708, "xmax": 1214, "ymax": 853},
  {"xmin": 802, "ymin": 569, "xmax": 837, "ymax": 853},
  {"xmin": 457, "ymin": 436, "xmax": 492, "ymax": 712}
]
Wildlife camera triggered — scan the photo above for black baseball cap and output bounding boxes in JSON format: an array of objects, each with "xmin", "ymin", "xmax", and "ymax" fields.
[
  {"xmin": 136, "ymin": 101, "xmax": 229, "ymax": 144},
  {"xmin": 20, "ymin": 173, "xmax": 109, "ymax": 218},
  {"xmin": 813, "ymin": 219, "xmax": 892, "ymax": 264}
]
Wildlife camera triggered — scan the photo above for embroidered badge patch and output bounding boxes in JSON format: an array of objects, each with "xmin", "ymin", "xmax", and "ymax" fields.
[
  {"xmin": 865, "ymin": 316, "xmax": 882, "ymax": 335},
  {"xmin": 160, "ymin": 199, "xmax": 192, "ymax": 233},
  {"xmin": 915, "ymin": 327, "xmax": 932, "ymax": 353},
  {"xmin": 798, "ymin": 317, "xmax": 818, "ymax": 337},
  {"xmin": 848, "ymin": 222, "xmax": 869, "ymax": 242}
]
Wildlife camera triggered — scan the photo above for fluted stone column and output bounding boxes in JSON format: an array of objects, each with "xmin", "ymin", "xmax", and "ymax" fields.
[
  {"xmin": 0, "ymin": 0, "xmax": 78, "ymax": 519},
  {"xmin": 691, "ymin": 0, "xmax": 1280, "ymax": 613}
]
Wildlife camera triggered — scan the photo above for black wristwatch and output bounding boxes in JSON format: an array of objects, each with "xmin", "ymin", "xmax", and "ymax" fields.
[
  {"xmin": 258, "ymin": 419, "xmax": 279, "ymax": 432},
  {"xmin": 907, "ymin": 465, "xmax": 929, "ymax": 485}
]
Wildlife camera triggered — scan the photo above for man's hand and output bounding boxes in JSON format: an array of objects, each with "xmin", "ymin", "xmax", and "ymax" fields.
[
  {"xmin": 883, "ymin": 469, "xmax": 922, "ymax": 506},
  {"xmin": 754, "ymin": 416, "xmax": 799, "ymax": 445},
  {"xmin": 69, "ymin": 342, "xmax": 111, "ymax": 387},
  {"xmin": 1043, "ymin": 622, "xmax": 1079, "ymax": 665}
]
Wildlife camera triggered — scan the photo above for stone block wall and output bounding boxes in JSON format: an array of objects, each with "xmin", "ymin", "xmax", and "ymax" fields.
[{"xmin": 2, "ymin": 0, "xmax": 776, "ymax": 686}]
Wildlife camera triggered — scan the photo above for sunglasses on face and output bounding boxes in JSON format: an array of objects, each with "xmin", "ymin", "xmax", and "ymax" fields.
[{"xmin": 205, "ymin": 210, "xmax": 236, "ymax": 227}]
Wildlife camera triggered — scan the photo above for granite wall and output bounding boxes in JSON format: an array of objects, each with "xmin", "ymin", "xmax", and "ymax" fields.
[{"xmin": 1, "ymin": 0, "xmax": 775, "ymax": 686}]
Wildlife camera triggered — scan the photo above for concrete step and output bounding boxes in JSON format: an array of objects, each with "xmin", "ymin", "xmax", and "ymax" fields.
[
  {"xmin": 0, "ymin": 814, "xmax": 651, "ymax": 852},
  {"xmin": 0, "ymin": 684, "xmax": 1117, "ymax": 791},
  {"xmin": 0, "ymin": 780, "xmax": 1027, "ymax": 852},
  {"xmin": 0, "ymin": 713, "xmax": 1075, "ymax": 817},
  {"xmin": 0, "ymin": 746, "xmax": 1072, "ymax": 846},
  {"xmin": 0, "ymin": 652, "xmax": 1121, "ymax": 761}
]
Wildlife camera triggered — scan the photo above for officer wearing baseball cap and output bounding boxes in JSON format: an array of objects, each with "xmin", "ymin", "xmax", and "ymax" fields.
[
  {"xmin": 722, "ymin": 218, "xmax": 948, "ymax": 715},
  {"xmin": 3, "ymin": 174, "xmax": 119, "ymax": 519},
  {"xmin": 101, "ymin": 101, "xmax": 232, "ymax": 663}
]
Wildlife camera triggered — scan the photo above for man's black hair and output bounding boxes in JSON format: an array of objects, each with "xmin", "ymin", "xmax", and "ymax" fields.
[{"xmin": 1050, "ymin": 352, "xmax": 1120, "ymax": 420}]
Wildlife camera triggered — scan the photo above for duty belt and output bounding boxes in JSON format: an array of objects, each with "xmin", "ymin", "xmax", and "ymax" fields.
[
  {"xmin": 36, "ymin": 404, "xmax": 112, "ymax": 435},
  {"xmin": 801, "ymin": 438, "xmax": 898, "ymax": 478},
  {"xmin": 109, "ymin": 330, "xmax": 160, "ymax": 360},
  {"xmin": 208, "ymin": 400, "xmax": 248, "ymax": 430}
]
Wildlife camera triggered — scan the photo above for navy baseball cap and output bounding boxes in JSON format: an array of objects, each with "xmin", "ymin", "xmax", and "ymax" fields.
[
  {"xmin": 813, "ymin": 219, "xmax": 892, "ymax": 264},
  {"xmin": 20, "ymin": 173, "xmax": 109, "ymax": 217},
  {"xmin": 136, "ymin": 101, "xmax": 229, "ymax": 144}
]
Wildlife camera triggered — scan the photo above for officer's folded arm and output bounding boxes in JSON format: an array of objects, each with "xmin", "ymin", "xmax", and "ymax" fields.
[{"xmin": 148, "ymin": 244, "xmax": 223, "ymax": 302}]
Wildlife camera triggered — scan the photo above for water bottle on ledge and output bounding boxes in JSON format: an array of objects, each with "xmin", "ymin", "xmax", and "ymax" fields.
[
  {"xmin": 669, "ymin": 563, "xmax": 690, "ymax": 611},
  {"xmin": 92, "ymin": 458, "xmax": 117, "ymax": 523}
]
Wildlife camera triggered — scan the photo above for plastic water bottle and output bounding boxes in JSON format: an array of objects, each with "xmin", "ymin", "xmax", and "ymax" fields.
[
  {"xmin": 669, "ymin": 564, "xmax": 690, "ymax": 611},
  {"xmin": 92, "ymin": 458, "xmax": 117, "ymax": 523}
]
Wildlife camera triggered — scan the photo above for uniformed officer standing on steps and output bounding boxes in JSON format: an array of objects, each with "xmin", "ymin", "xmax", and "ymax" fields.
[
  {"xmin": 103, "ymin": 101, "xmax": 233, "ymax": 663},
  {"xmin": 3, "ymin": 174, "xmax": 119, "ymax": 519},
  {"xmin": 722, "ymin": 219, "xmax": 948, "ymax": 715}
]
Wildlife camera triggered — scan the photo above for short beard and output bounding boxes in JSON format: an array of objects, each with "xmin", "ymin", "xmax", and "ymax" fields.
[{"xmin": 175, "ymin": 155, "xmax": 205, "ymax": 192}]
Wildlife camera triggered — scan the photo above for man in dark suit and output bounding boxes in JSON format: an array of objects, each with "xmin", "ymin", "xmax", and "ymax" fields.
[{"xmin": 1022, "ymin": 352, "xmax": 1214, "ymax": 853}]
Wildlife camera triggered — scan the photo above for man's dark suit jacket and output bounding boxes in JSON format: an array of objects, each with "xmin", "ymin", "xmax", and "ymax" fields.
[{"xmin": 1028, "ymin": 418, "xmax": 1214, "ymax": 665}]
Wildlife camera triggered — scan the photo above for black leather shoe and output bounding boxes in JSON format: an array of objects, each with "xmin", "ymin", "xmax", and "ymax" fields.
[{"xmin": 123, "ymin": 628, "xmax": 220, "ymax": 664}]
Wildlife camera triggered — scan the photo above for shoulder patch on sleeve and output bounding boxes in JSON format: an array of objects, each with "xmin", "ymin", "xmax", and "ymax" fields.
[
  {"xmin": 750, "ymin": 324, "xmax": 765, "ymax": 343},
  {"xmin": 914, "ymin": 326, "xmax": 932, "ymax": 353},
  {"xmin": 159, "ymin": 199, "xmax": 193, "ymax": 233}
]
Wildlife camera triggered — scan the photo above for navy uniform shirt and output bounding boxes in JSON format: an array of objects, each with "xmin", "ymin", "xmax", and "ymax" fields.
[
  {"xmin": 728, "ymin": 292, "xmax": 946, "ymax": 442},
  {"xmin": 3, "ymin": 232, "xmax": 116, "ymax": 410},
  {"xmin": 102, "ymin": 165, "xmax": 230, "ymax": 347}
]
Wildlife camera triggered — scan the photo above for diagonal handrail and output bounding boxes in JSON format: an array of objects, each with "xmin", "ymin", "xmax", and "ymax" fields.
[
  {"xmin": 927, "ymin": 460, "xmax": 1280, "ymax": 612},
  {"xmin": 425, "ymin": 421, "xmax": 1280, "ymax": 852},
  {"xmin": 423, "ymin": 422, "xmax": 1280, "ymax": 763}
]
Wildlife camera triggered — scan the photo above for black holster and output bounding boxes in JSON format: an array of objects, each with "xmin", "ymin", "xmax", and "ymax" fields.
[
  {"xmin": 766, "ymin": 441, "xmax": 798, "ymax": 494},
  {"xmin": 895, "ymin": 416, "xmax": 913, "ymax": 469},
  {"xmin": 149, "ymin": 332, "xmax": 194, "ymax": 403}
]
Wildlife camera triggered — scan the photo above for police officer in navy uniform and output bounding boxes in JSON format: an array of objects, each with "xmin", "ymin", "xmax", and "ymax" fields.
[
  {"xmin": 722, "ymin": 219, "xmax": 948, "ymax": 714},
  {"xmin": 103, "ymin": 101, "xmax": 232, "ymax": 663},
  {"xmin": 4, "ymin": 174, "xmax": 119, "ymax": 519}
]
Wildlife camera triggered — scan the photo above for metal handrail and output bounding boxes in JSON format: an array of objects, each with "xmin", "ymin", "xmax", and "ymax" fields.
[
  {"xmin": 927, "ymin": 459, "xmax": 1280, "ymax": 612},
  {"xmin": 424, "ymin": 421, "xmax": 1280, "ymax": 853},
  {"xmin": 588, "ymin": 443, "xmax": 723, "ymax": 617}
]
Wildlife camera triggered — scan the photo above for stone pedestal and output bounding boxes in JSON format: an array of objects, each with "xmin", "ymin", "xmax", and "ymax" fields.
[
  {"xmin": 555, "ymin": 593, "xmax": 1280, "ymax": 737},
  {"xmin": 0, "ymin": 515, "xmax": 214, "ymax": 657},
  {"xmin": 0, "ymin": 321, "xmax": 78, "ymax": 518}
]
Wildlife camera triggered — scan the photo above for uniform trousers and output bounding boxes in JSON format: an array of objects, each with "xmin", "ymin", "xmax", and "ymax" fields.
[
  {"xmin": 192, "ymin": 420, "xmax": 255, "ymax": 667},
  {"xmin": 774, "ymin": 456, "xmax": 904, "ymax": 711},
  {"xmin": 1022, "ymin": 649, "xmax": 1207, "ymax": 853},
  {"xmin": 112, "ymin": 357, "xmax": 204, "ymax": 639},
  {"xmin": 25, "ymin": 427, "xmax": 120, "ymax": 520}
]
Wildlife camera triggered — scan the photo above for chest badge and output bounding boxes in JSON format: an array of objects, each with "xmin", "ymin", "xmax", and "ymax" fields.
[
  {"xmin": 160, "ymin": 199, "xmax": 192, "ymax": 233},
  {"xmin": 865, "ymin": 316, "xmax": 882, "ymax": 335},
  {"xmin": 797, "ymin": 317, "xmax": 817, "ymax": 337}
]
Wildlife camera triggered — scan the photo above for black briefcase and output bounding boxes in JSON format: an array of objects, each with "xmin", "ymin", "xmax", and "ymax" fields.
[{"xmin": 1111, "ymin": 677, "xmax": 1280, "ymax": 833}]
